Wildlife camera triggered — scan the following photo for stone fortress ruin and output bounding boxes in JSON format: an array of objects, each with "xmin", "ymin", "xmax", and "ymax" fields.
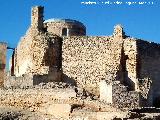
[{"xmin": 1, "ymin": 5, "xmax": 160, "ymax": 119}]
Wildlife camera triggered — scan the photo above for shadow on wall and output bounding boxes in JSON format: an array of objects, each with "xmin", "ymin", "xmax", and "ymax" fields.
[
  {"xmin": 136, "ymin": 40, "xmax": 160, "ymax": 107},
  {"xmin": 153, "ymin": 96, "xmax": 160, "ymax": 108},
  {"xmin": 62, "ymin": 73, "xmax": 77, "ymax": 87},
  {"xmin": 42, "ymin": 35, "xmax": 63, "ymax": 71},
  {"xmin": 116, "ymin": 68, "xmax": 135, "ymax": 91},
  {"xmin": 33, "ymin": 70, "xmax": 62, "ymax": 85},
  {"xmin": 33, "ymin": 74, "xmax": 49, "ymax": 85},
  {"xmin": 124, "ymin": 71, "xmax": 135, "ymax": 91},
  {"xmin": 33, "ymin": 73, "xmax": 77, "ymax": 87},
  {"xmin": 32, "ymin": 34, "xmax": 65, "ymax": 85},
  {"xmin": 116, "ymin": 45, "xmax": 135, "ymax": 91}
]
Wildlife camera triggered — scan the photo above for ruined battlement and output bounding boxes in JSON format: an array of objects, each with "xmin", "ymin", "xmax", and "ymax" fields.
[{"xmin": 31, "ymin": 6, "xmax": 44, "ymax": 30}]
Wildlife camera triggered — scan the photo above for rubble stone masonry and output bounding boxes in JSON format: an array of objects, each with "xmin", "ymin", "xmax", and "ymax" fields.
[
  {"xmin": 62, "ymin": 36, "xmax": 138, "ymax": 95},
  {"xmin": 44, "ymin": 19, "xmax": 86, "ymax": 36},
  {"xmin": 13, "ymin": 6, "xmax": 62, "ymax": 83},
  {"xmin": 62, "ymin": 36, "xmax": 119, "ymax": 95},
  {"xmin": 0, "ymin": 43, "xmax": 7, "ymax": 87},
  {"xmin": 137, "ymin": 40, "xmax": 160, "ymax": 107},
  {"xmin": 6, "ymin": 6, "xmax": 160, "ymax": 109}
]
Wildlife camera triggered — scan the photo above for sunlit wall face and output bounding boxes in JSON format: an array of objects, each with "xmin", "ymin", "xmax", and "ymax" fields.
[{"xmin": 0, "ymin": 42, "xmax": 7, "ymax": 86}]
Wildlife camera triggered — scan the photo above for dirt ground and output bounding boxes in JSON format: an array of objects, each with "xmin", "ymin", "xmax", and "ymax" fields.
[{"xmin": 1, "ymin": 105, "xmax": 160, "ymax": 120}]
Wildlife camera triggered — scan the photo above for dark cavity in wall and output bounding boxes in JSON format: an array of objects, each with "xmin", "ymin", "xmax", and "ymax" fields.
[
  {"xmin": 10, "ymin": 50, "xmax": 15, "ymax": 76},
  {"xmin": 62, "ymin": 28, "xmax": 68, "ymax": 36},
  {"xmin": 119, "ymin": 45, "xmax": 135, "ymax": 91}
]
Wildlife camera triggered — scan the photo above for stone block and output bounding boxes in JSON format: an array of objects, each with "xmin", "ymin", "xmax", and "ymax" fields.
[{"xmin": 99, "ymin": 80, "xmax": 112, "ymax": 103}]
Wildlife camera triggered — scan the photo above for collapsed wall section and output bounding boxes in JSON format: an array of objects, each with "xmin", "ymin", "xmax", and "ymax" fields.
[
  {"xmin": 100, "ymin": 80, "xmax": 140, "ymax": 108},
  {"xmin": 0, "ymin": 42, "xmax": 7, "ymax": 87},
  {"xmin": 62, "ymin": 36, "xmax": 124, "ymax": 95},
  {"xmin": 122, "ymin": 38, "xmax": 139, "ymax": 91},
  {"xmin": 112, "ymin": 81, "xmax": 140, "ymax": 108},
  {"xmin": 14, "ymin": 33, "xmax": 33, "ymax": 77}
]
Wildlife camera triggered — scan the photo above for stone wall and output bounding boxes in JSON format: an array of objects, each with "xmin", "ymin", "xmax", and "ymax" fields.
[
  {"xmin": 14, "ymin": 31, "xmax": 62, "ymax": 80},
  {"xmin": 62, "ymin": 35, "xmax": 139, "ymax": 95},
  {"xmin": 0, "ymin": 87, "xmax": 123, "ymax": 118},
  {"xmin": 31, "ymin": 6, "xmax": 44, "ymax": 30},
  {"xmin": 0, "ymin": 87, "xmax": 76, "ymax": 118},
  {"xmin": 62, "ymin": 36, "xmax": 127, "ymax": 95},
  {"xmin": 100, "ymin": 80, "xmax": 140, "ymax": 108},
  {"xmin": 13, "ymin": 6, "xmax": 62, "ymax": 83},
  {"xmin": 4, "ymin": 74, "xmax": 33, "ymax": 88},
  {"xmin": 0, "ymin": 42, "xmax": 7, "ymax": 87},
  {"xmin": 112, "ymin": 81, "xmax": 140, "ymax": 108},
  {"xmin": 5, "ymin": 73, "xmax": 64, "ymax": 88},
  {"xmin": 137, "ymin": 40, "xmax": 160, "ymax": 107},
  {"xmin": 44, "ymin": 19, "xmax": 86, "ymax": 36},
  {"xmin": 123, "ymin": 38, "xmax": 139, "ymax": 91},
  {"xmin": 8, "ymin": 6, "xmax": 160, "ymax": 109},
  {"xmin": 14, "ymin": 31, "xmax": 33, "ymax": 76}
]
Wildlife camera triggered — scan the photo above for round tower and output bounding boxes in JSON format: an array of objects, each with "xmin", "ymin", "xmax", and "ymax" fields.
[{"xmin": 44, "ymin": 18, "xmax": 86, "ymax": 36}]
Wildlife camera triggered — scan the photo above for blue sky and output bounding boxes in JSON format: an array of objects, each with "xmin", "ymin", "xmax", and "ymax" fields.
[{"xmin": 0, "ymin": 0, "xmax": 159, "ymax": 69}]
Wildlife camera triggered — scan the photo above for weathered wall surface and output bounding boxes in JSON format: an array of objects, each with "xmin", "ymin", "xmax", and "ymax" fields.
[
  {"xmin": 100, "ymin": 80, "xmax": 139, "ymax": 108},
  {"xmin": 0, "ymin": 87, "xmax": 124, "ymax": 118},
  {"xmin": 0, "ymin": 88, "xmax": 76, "ymax": 118},
  {"xmin": 62, "ymin": 36, "xmax": 126, "ymax": 95},
  {"xmin": 112, "ymin": 81, "xmax": 140, "ymax": 108},
  {"xmin": 13, "ymin": 6, "xmax": 63, "ymax": 83},
  {"xmin": 44, "ymin": 20, "xmax": 86, "ymax": 36},
  {"xmin": 14, "ymin": 30, "xmax": 62, "ymax": 82},
  {"xmin": 5, "ymin": 73, "xmax": 64, "ymax": 88},
  {"xmin": 123, "ymin": 38, "xmax": 139, "ymax": 91},
  {"xmin": 4, "ymin": 74, "xmax": 33, "ymax": 88},
  {"xmin": 62, "ymin": 36, "xmax": 139, "ymax": 95},
  {"xmin": 8, "ymin": 6, "xmax": 160, "ymax": 109},
  {"xmin": 14, "ymin": 31, "xmax": 33, "ymax": 76},
  {"xmin": 137, "ymin": 40, "xmax": 160, "ymax": 107},
  {"xmin": 0, "ymin": 43, "xmax": 7, "ymax": 87}
]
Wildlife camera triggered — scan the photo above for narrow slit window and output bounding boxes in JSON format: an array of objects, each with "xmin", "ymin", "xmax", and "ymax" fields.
[{"xmin": 62, "ymin": 28, "xmax": 67, "ymax": 36}]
